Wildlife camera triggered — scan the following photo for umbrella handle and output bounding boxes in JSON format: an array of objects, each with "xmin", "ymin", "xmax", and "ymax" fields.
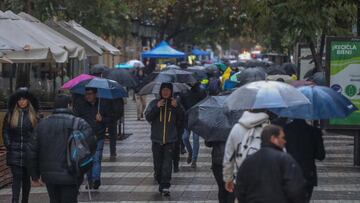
[{"xmin": 98, "ymin": 98, "xmax": 101, "ymax": 114}]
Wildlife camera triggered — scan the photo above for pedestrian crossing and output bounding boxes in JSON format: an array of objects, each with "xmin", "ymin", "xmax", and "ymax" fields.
[{"xmin": 0, "ymin": 98, "xmax": 360, "ymax": 202}]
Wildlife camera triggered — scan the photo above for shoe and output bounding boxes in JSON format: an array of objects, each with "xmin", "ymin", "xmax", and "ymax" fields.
[
  {"xmin": 187, "ymin": 152, "xmax": 192, "ymax": 164},
  {"xmin": 162, "ymin": 188, "xmax": 170, "ymax": 196},
  {"xmin": 174, "ymin": 166, "xmax": 179, "ymax": 173},
  {"xmin": 85, "ymin": 181, "xmax": 93, "ymax": 190},
  {"xmin": 191, "ymin": 161, "xmax": 197, "ymax": 168},
  {"xmin": 137, "ymin": 117, "xmax": 141, "ymax": 121},
  {"xmin": 93, "ymin": 180, "xmax": 101, "ymax": 189}
]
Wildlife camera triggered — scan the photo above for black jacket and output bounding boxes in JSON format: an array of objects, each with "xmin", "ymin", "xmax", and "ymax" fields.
[
  {"xmin": 180, "ymin": 85, "xmax": 207, "ymax": 129},
  {"xmin": 2, "ymin": 110, "xmax": 35, "ymax": 167},
  {"xmin": 205, "ymin": 141, "xmax": 225, "ymax": 166},
  {"xmin": 73, "ymin": 99, "xmax": 113, "ymax": 139},
  {"xmin": 27, "ymin": 109, "xmax": 95, "ymax": 185},
  {"xmin": 236, "ymin": 144, "xmax": 306, "ymax": 203},
  {"xmin": 284, "ymin": 119, "xmax": 326, "ymax": 186},
  {"xmin": 145, "ymin": 99, "xmax": 185, "ymax": 144}
]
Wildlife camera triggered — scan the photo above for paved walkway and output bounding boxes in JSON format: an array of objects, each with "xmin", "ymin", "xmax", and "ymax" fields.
[{"xmin": 1, "ymin": 98, "xmax": 360, "ymax": 202}]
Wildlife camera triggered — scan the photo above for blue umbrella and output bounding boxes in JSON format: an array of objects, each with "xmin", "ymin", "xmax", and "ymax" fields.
[
  {"xmin": 270, "ymin": 86, "xmax": 358, "ymax": 120},
  {"xmin": 71, "ymin": 78, "xmax": 128, "ymax": 99},
  {"xmin": 115, "ymin": 63, "xmax": 134, "ymax": 69}
]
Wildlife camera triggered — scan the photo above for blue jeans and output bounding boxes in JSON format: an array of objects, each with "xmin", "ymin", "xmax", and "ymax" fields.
[
  {"xmin": 87, "ymin": 139, "xmax": 104, "ymax": 181},
  {"xmin": 182, "ymin": 129, "xmax": 199, "ymax": 161}
]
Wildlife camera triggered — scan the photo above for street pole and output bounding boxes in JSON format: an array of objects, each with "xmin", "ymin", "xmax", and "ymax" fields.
[{"xmin": 355, "ymin": 0, "xmax": 360, "ymax": 166}]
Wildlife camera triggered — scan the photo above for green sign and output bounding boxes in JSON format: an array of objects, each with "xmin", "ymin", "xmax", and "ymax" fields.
[{"xmin": 329, "ymin": 39, "xmax": 360, "ymax": 127}]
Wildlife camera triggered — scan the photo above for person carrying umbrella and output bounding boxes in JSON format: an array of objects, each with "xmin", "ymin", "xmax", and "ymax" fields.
[
  {"xmin": 144, "ymin": 83, "xmax": 185, "ymax": 196},
  {"xmin": 134, "ymin": 68, "xmax": 148, "ymax": 120},
  {"xmin": 73, "ymin": 87, "xmax": 114, "ymax": 190}
]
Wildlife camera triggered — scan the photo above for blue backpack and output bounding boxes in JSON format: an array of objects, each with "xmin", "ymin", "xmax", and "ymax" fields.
[{"xmin": 67, "ymin": 117, "xmax": 94, "ymax": 177}]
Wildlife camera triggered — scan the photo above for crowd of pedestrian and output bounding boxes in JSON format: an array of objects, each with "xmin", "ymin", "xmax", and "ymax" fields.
[{"xmin": 1, "ymin": 62, "xmax": 327, "ymax": 203}]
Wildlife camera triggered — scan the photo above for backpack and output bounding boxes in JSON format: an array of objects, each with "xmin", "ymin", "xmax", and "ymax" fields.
[
  {"xmin": 67, "ymin": 117, "xmax": 94, "ymax": 177},
  {"xmin": 208, "ymin": 77, "xmax": 221, "ymax": 95}
]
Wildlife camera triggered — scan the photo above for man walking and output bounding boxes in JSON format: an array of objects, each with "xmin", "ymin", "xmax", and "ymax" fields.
[
  {"xmin": 235, "ymin": 124, "xmax": 306, "ymax": 203},
  {"xmin": 73, "ymin": 88, "xmax": 113, "ymax": 189},
  {"xmin": 145, "ymin": 83, "xmax": 184, "ymax": 196},
  {"xmin": 27, "ymin": 95, "xmax": 96, "ymax": 203}
]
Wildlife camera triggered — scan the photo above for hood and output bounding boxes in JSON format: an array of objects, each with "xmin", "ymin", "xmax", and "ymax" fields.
[
  {"xmin": 8, "ymin": 87, "xmax": 39, "ymax": 112},
  {"xmin": 238, "ymin": 111, "xmax": 269, "ymax": 128},
  {"xmin": 159, "ymin": 82, "xmax": 173, "ymax": 99}
]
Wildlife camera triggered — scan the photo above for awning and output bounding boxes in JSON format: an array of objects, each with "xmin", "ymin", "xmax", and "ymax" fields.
[
  {"xmin": 47, "ymin": 20, "xmax": 120, "ymax": 56},
  {"xmin": 18, "ymin": 12, "xmax": 86, "ymax": 60},
  {"xmin": 192, "ymin": 49, "xmax": 210, "ymax": 56},
  {"xmin": 142, "ymin": 41, "xmax": 186, "ymax": 59},
  {"xmin": 0, "ymin": 10, "xmax": 68, "ymax": 63}
]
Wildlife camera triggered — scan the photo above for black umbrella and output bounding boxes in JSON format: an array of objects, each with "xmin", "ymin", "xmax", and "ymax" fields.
[
  {"xmin": 204, "ymin": 64, "xmax": 221, "ymax": 77},
  {"xmin": 90, "ymin": 64, "xmax": 111, "ymax": 76},
  {"xmin": 186, "ymin": 67, "xmax": 208, "ymax": 80},
  {"xmin": 237, "ymin": 67, "xmax": 267, "ymax": 86},
  {"xmin": 245, "ymin": 60, "xmax": 271, "ymax": 68},
  {"xmin": 304, "ymin": 68, "xmax": 317, "ymax": 79},
  {"xmin": 154, "ymin": 69, "xmax": 197, "ymax": 84},
  {"xmin": 266, "ymin": 65, "xmax": 286, "ymax": 75},
  {"xmin": 188, "ymin": 95, "xmax": 243, "ymax": 142},
  {"xmin": 307, "ymin": 71, "xmax": 326, "ymax": 86},
  {"xmin": 138, "ymin": 82, "xmax": 190, "ymax": 95},
  {"xmin": 106, "ymin": 68, "xmax": 138, "ymax": 88},
  {"xmin": 280, "ymin": 63, "xmax": 297, "ymax": 76},
  {"xmin": 163, "ymin": 65, "xmax": 181, "ymax": 70}
]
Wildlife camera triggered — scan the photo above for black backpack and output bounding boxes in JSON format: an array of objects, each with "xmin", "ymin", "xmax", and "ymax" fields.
[{"xmin": 67, "ymin": 117, "xmax": 94, "ymax": 177}]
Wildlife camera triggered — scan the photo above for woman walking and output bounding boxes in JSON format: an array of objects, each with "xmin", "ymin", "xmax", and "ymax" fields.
[{"xmin": 2, "ymin": 88, "xmax": 39, "ymax": 203}]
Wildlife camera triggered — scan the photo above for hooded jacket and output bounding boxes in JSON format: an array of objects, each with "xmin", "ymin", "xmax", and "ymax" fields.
[
  {"xmin": 145, "ymin": 83, "xmax": 185, "ymax": 144},
  {"xmin": 223, "ymin": 111, "xmax": 269, "ymax": 182},
  {"xmin": 2, "ymin": 88, "xmax": 39, "ymax": 167}
]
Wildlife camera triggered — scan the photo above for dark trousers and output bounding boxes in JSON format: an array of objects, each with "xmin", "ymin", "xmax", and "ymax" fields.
[
  {"xmin": 212, "ymin": 164, "xmax": 235, "ymax": 203},
  {"xmin": 152, "ymin": 142, "xmax": 174, "ymax": 189},
  {"xmin": 173, "ymin": 140, "xmax": 180, "ymax": 168},
  {"xmin": 305, "ymin": 184, "xmax": 314, "ymax": 202},
  {"xmin": 108, "ymin": 121, "xmax": 119, "ymax": 156},
  {"xmin": 46, "ymin": 184, "xmax": 79, "ymax": 203},
  {"xmin": 10, "ymin": 165, "xmax": 31, "ymax": 203}
]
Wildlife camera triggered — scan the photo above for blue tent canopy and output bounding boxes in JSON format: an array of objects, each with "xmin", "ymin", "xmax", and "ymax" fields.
[
  {"xmin": 192, "ymin": 49, "xmax": 210, "ymax": 56},
  {"xmin": 142, "ymin": 41, "xmax": 186, "ymax": 59}
]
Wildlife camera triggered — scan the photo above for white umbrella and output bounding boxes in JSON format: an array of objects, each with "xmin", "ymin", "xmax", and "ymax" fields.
[{"xmin": 127, "ymin": 59, "xmax": 145, "ymax": 68}]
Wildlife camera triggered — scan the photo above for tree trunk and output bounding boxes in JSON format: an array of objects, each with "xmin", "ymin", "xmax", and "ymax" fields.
[
  {"xmin": 308, "ymin": 39, "xmax": 320, "ymax": 72},
  {"xmin": 23, "ymin": 0, "xmax": 32, "ymax": 14},
  {"xmin": 358, "ymin": 0, "xmax": 360, "ymax": 37}
]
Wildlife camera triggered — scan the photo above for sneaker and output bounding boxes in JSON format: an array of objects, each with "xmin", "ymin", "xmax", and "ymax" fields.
[
  {"xmin": 187, "ymin": 152, "xmax": 192, "ymax": 164},
  {"xmin": 162, "ymin": 188, "xmax": 170, "ymax": 196},
  {"xmin": 181, "ymin": 148, "xmax": 187, "ymax": 154},
  {"xmin": 85, "ymin": 181, "xmax": 93, "ymax": 190},
  {"xmin": 110, "ymin": 155, "xmax": 117, "ymax": 162},
  {"xmin": 191, "ymin": 161, "xmax": 197, "ymax": 168},
  {"xmin": 174, "ymin": 166, "xmax": 179, "ymax": 173},
  {"xmin": 93, "ymin": 180, "xmax": 101, "ymax": 189}
]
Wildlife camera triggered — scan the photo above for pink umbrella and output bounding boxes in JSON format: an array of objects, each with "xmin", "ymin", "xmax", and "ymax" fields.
[
  {"xmin": 290, "ymin": 80, "xmax": 315, "ymax": 87},
  {"xmin": 61, "ymin": 74, "xmax": 96, "ymax": 90}
]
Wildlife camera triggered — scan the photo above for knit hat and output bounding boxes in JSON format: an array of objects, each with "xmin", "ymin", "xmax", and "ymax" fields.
[{"xmin": 159, "ymin": 83, "xmax": 173, "ymax": 98}]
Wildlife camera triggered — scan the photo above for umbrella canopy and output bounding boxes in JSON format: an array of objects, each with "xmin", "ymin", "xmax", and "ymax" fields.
[
  {"xmin": 215, "ymin": 63, "xmax": 227, "ymax": 71},
  {"xmin": 106, "ymin": 68, "xmax": 138, "ymax": 88},
  {"xmin": 204, "ymin": 64, "xmax": 221, "ymax": 77},
  {"xmin": 186, "ymin": 68, "xmax": 208, "ymax": 80},
  {"xmin": 90, "ymin": 64, "xmax": 111, "ymax": 76},
  {"xmin": 18, "ymin": 12, "xmax": 86, "ymax": 60},
  {"xmin": 266, "ymin": 75, "xmax": 293, "ymax": 83},
  {"xmin": 188, "ymin": 95, "xmax": 243, "ymax": 142},
  {"xmin": 266, "ymin": 65, "xmax": 286, "ymax": 75},
  {"xmin": 138, "ymin": 82, "xmax": 190, "ymax": 95},
  {"xmin": 115, "ymin": 63, "xmax": 134, "ymax": 69},
  {"xmin": 270, "ymin": 86, "xmax": 358, "ymax": 120},
  {"xmin": 225, "ymin": 81, "xmax": 310, "ymax": 111},
  {"xmin": 245, "ymin": 60, "xmax": 270, "ymax": 68},
  {"xmin": 191, "ymin": 49, "xmax": 210, "ymax": 56},
  {"xmin": 154, "ymin": 69, "xmax": 197, "ymax": 84},
  {"xmin": 71, "ymin": 78, "xmax": 127, "ymax": 99},
  {"xmin": 280, "ymin": 63, "xmax": 297, "ymax": 76},
  {"xmin": 237, "ymin": 67, "xmax": 267, "ymax": 86},
  {"xmin": 61, "ymin": 74, "xmax": 96, "ymax": 90},
  {"xmin": 307, "ymin": 72, "xmax": 326, "ymax": 86},
  {"xmin": 230, "ymin": 71, "xmax": 242, "ymax": 82},
  {"xmin": 0, "ymin": 11, "xmax": 68, "ymax": 63},
  {"xmin": 127, "ymin": 59, "xmax": 145, "ymax": 68},
  {"xmin": 142, "ymin": 41, "xmax": 186, "ymax": 59},
  {"xmin": 290, "ymin": 80, "xmax": 315, "ymax": 87}
]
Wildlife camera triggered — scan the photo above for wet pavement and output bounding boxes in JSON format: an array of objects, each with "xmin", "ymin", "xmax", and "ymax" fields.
[{"xmin": 1, "ymin": 98, "xmax": 360, "ymax": 202}]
